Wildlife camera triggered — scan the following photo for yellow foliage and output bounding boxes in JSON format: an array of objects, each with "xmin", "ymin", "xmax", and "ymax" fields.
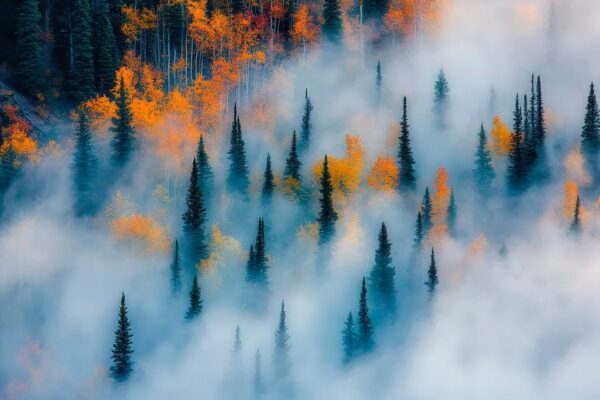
[
  {"xmin": 563, "ymin": 180, "xmax": 588, "ymax": 224},
  {"xmin": 83, "ymin": 95, "xmax": 117, "ymax": 132},
  {"xmin": 280, "ymin": 176, "xmax": 302, "ymax": 199},
  {"xmin": 489, "ymin": 115, "xmax": 511, "ymax": 158},
  {"xmin": 110, "ymin": 214, "xmax": 170, "ymax": 254},
  {"xmin": 199, "ymin": 225, "xmax": 243, "ymax": 277},
  {"xmin": 432, "ymin": 166, "xmax": 450, "ymax": 225},
  {"xmin": 367, "ymin": 155, "xmax": 398, "ymax": 191}
]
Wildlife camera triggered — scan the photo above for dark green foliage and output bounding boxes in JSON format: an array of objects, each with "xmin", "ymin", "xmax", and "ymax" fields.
[
  {"xmin": 262, "ymin": 154, "xmax": 275, "ymax": 205},
  {"xmin": 300, "ymin": 89, "xmax": 313, "ymax": 151},
  {"xmin": 110, "ymin": 77, "xmax": 135, "ymax": 167},
  {"xmin": 246, "ymin": 244, "xmax": 256, "ymax": 282},
  {"xmin": 473, "ymin": 124, "xmax": 495, "ymax": 194},
  {"xmin": 246, "ymin": 219, "xmax": 268, "ymax": 286},
  {"xmin": 68, "ymin": 0, "xmax": 95, "ymax": 102},
  {"xmin": 273, "ymin": 301, "xmax": 291, "ymax": 380},
  {"xmin": 170, "ymin": 240, "xmax": 182, "ymax": 295},
  {"xmin": 341, "ymin": 312, "xmax": 356, "ymax": 364},
  {"xmin": 111, "ymin": 293, "xmax": 134, "ymax": 382},
  {"xmin": 182, "ymin": 158, "xmax": 208, "ymax": 266},
  {"xmin": 413, "ymin": 211, "xmax": 424, "ymax": 251},
  {"xmin": 569, "ymin": 195, "xmax": 582, "ymax": 236},
  {"xmin": 534, "ymin": 76, "xmax": 547, "ymax": 176},
  {"xmin": 322, "ymin": 0, "xmax": 342, "ymax": 43},
  {"xmin": 14, "ymin": 0, "xmax": 45, "ymax": 96},
  {"xmin": 376, "ymin": 61, "xmax": 382, "ymax": 99},
  {"xmin": 196, "ymin": 135, "xmax": 214, "ymax": 196},
  {"xmin": 523, "ymin": 94, "xmax": 537, "ymax": 171},
  {"xmin": 363, "ymin": 0, "xmax": 388, "ymax": 20},
  {"xmin": 447, "ymin": 188, "xmax": 456, "ymax": 236},
  {"xmin": 72, "ymin": 108, "xmax": 99, "ymax": 217},
  {"xmin": 425, "ymin": 248, "xmax": 439, "ymax": 296},
  {"xmin": 581, "ymin": 82, "xmax": 600, "ymax": 181},
  {"xmin": 284, "ymin": 131, "xmax": 302, "ymax": 182},
  {"xmin": 398, "ymin": 96, "xmax": 417, "ymax": 192},
  {"xmin": 109, "ymin": 0, "xmax": 126, "ymax": 58},
  {"xmin": 421, "ymin": 188, "xmax": 433, "ymax": 234},
  {"xmin": 0, "ymin": 146, "xmax": 18, "ymax": 195},
  {"xmin": 318, "ymin": 155, "xmax": 338, "ymax": 245},
  {"xmin": 227, "ymin": 104, "xmax": 250, "ymax": 194},
  {"xmin": 233, "ymin": 326, "xmax": 242, "ymax": 353},
  {"xmin": 185, "ymin": 275, "xmax": 203, "ymax": 320},
  {"xmin": 94, "ymin": 0, "xmax": 117, "ymax": 94},
  {"xmin": 433, "ymin": 69, "xmax": 450, "ymax": 130},
  {"xmin": 368, "ymin": 223, "xmax": 397, "ymax": 319},
  {"xmin": 357, "ymin": 277, "xmax": 374, "ymax": 353},
  {"xmin": 507, "ymin": 95, "xmax": 527, "ymax": 191}
]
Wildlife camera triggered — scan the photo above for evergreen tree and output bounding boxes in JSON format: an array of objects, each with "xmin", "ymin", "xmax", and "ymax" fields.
[
  {"xmin": 530, "ymin": 75, "xmax": 537, "ymax": 137},
  {"xmin": 185, "ymin": 275, "xmax": 203, "ymax": 320},
  {"xmin": 447, "ymin": 188, "xmax": 457, "ymax": 236},
  {"xmin": 262, "ymin": 154, "xmax": 275, "ymax": 205},
  {"xmin": 425, "ymin": 248, "xmax": 439, "ymax": 296},
  {"xmin": 196, "ymin": 135, "xmax": 214, "ymax": 196},
  {"xmin": 534, "ymin": 75, "xmax": 548, "ymax": 177},
  {"xmin": 170, "ymin": 240, "xmax": 182, "ymax": 295},
  {"xmin": 300, "ymin": 89, "xmax": 313, "ymax": 151},
  {"xmin": 111, "ymin": 293, "xmax": 133, "ymax": 382},
  {"xmin": 569, "ymin": 195, "xmax": 582, "ymax": 236},
  {"xmin": 14, "ymin": 0, "xmax": 45, "ymax": 96},
  {"xmin": 0, "ymin": 145, "xmax": 18, "ymax": 195},
  {"xmin": 227, "ymin": 104, "xmax": 250, "ymax": 194},
  {"xmin": 109, "ymin": 0, "xmax": 126, "ymax": 58},
  {"xmin": 413, "ymin": 211, "xmax": 424, "ymax": 251},
  {"xmin": 376, "ymin": 61, "xmax": 382, "ymax": 99},
  {"xmin": 368, "ymin": 223, "xmax": 397, "ymax": 319},
  {"xmin": 93, "ymin": 0, "xmax": 116, "ymax": 94},
  {"xmin": 322, "ymin": 0, "xmax": 342, "ymax": 43},
  {"xmin": 398, "ymin": 96, "xmax": 417, "ymax": 192},
  {"xmin": 110, "ymin": 77, "xmax": 135, "ymax": 167},
  {"xmin": 68, "ymin": 0, "xmax": 95, "ymax": 102},
  {"xmin": 421, "ymin": 188, "xmax": 433, "ymax": 234},
  {"xmin": 473, "ymin": 124, "xmax": 495, "ymax": 194},
  {"xmin": 507, "ymin": 94, "xmax": 527, "ymax": 191},
  {"xmin": 72, "ymin": 107, "xmax": 99, "ymax": 217},
  {"xmin": 523, "ymin": 93, "xmax": 537, "ymax": 171},
  {"xmin": 341, "ymin": 312, "xmax": 356, "ymax": 364},
  {"xmin": 245, "ymin": 244, "xmax": 257, "ymax": 282},
  {"xmin": 182, "ymin": 158, "xmax": 208, "ymax": 266},
  {"xmin": 246, "ymin": 219, "xmax": 268, "ymax": 286},
  {"xmin": 357, "ymin": 277, "xmax": 374, "ymax": 354},
  {"xmin": 581, "ymin": 82, "xmax": 600, "ymax": 181},
  {"xmin": 273, "ymin": 301, "xmax": 291, "ymax": 381},
  {"xmin": 317, "ymin": 155, "xmax": 338, "ymax": 245},
  {"xmin": 433, "ymin": 69, "xmax": 450, "ymax": 130},
  {"xmin": 233, "ymin": 326, "xmax": 242, "ymax": 354},
  {"xmin": 284, "ymin": 131, "xmax": 302, "ymax": 182}
]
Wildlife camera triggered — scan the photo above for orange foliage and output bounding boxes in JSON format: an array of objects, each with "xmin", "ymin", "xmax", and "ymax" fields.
[
  {"xmin": 291, "ymin": 4, "xmax": 318, "ymax": 56},
  {"xmin": 564, "ymin": 144, "xmax": 591, "ymax": 186},
  {"xmin": 1, "ymin": 104, "xmax": 37, "ymax": 156},
  {"xmin": 562, "ymin": 180, "xmax": 587, "ymax": 224},
  {"xmin": 110, "ymin": 214, "xmax": 170, "ymax": 254},
  {"xmin": 199, "ymin": 224, "xmax": 243, "ymax": 277},
  {"xmin": 489, "ymin": 115, "xmax": 511, "ymax": 158},
  {"xmin": 384, "ymin": 0, "xmax": 417, "ymax": 42},
  {"xmin": 121, "ymin": 6, "xmax": 157, "ymax": 44},
  {"xmin": 83, "ymin": 95, "xmax": 117, "ymax": 132},
  {"xmin": 367, "ymin": 155, "xmax": 399, "ymax": 191},
  {"xmin": 432, "ymin": 166, "xmax": 450, "ymax": 225}
]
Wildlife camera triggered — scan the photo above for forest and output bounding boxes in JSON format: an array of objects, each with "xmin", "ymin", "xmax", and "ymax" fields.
[{"xmin": 1, "ymin": 0, "xmax": 600, "ymax": 399}]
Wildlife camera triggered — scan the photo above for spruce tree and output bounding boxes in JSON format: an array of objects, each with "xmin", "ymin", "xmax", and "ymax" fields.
[
  {"xmin": 14, "ymin": 0, "xmax": 45, "ymax": 97},
  {"xmin": 368, "ymin": 223, "xmax": 397, "ymax": 319},
  {"xmin": 185, "ymin": 275, "xmax": 203, "ymax": 320},
  {"xmin": 93, "ymin": 0, "xmax": 116, "ymax": 94},
  {"xmin": 109, "ymin": 0, "xmax": 126, "ymax": 58},
  {"xmin": 398, "ymin": 96, "xmax": 416, "ymax": 192},
  {"xmin": 233, "ymin": 326, "xmax": 242, "ymax": 354},
  {"xmin": 245, "ymin": 244, "xmax": 257, "ymax": 283},
  {"xmin": 273, "ymin": 301, "xmax": 291, "ymax": 381},
  {"xmin": 433, "ymin": 69, "xmax": 450, "ymax": 130},
  {"xmin": 68, "ymin": 0, "xmax": 95, "ymax": 102},
  {"xmin": 0, "ymin": 145, "xmax": 18, "ymax": 195},
  {"xmin": 413, "ymin": 211, "xmax": 424, "ymax": 250},
  {"xmin": 569, "ymin": 195, "xmax": 582, "ymax": 236},
  {"xmin": 581, "ymin": 82, "xmax": 600, "ymax": 181},
  {"xmin": 447, "ymin": 188, "xmax": 456, "ymax": 236},
  {"xmin": 523, "ymin": 94, "xmax": 537, "ymax": 171},
  {"xmin": 357, "ymin": 277, "xmax": 374, "ymax": 354},
  {"xmin": 341, "ymin": 312, "xmax": 356, "ymax": 364},
  {"xmin": 322, "ymin": 0, "xmax": 342, "ymax": 43},
  {"xmin": 425, "ymin": 248, "xmax": 439, "ymax": 296},
  {"xmin": 182, "ymin": 158, "xmax": 208, "ymax": 266},
  {"xmin": 507, "ymin": 94, "xmax": 527, "ymax": 191},
  {"xmin": 196, "ymin": 135, "xmax": 214, "ymax": 196},
  {"xmin": 227, "ymin": 104, "xmax": 250, "ymax": 194},
  {"xmin": 300, "ymin": 89, "xmax": 313, "ymax": 152},
  {"xmin": 170, "ymin": 240, "xmax": 182, "ymax": 295},
  {"xmin": 111, "ymin": 293, "xmax": 134, "ymax": 382},
  {"xmin": 262, "ymin": 154, "xmax": 275, "ymax": 205},
  {"xmin": 473, "ymin": 124, "xmax": 495, "ymax": 194},
  {"xmin": 376, "ymin": 61, "xmax": 382, "ymax": 99},
  {"xmin": 534, "ymin": 75, "xmax": 548, "ymax": 177},
  {"xmin": 317, "ymin": 155, "xmax": 338, "ymax": 245},
  {"xmin": 110, "ymin": 77, "xmax": 135, "ymax": 168},
  {"xmin": 254, "ymin": 218, "xmax": 268, "ymax": 286},
  {"xmin": 72, "ymin": 107, "xmax": 99, "ymax": 217},
  {"xmin": 284, "ymin": 131, "xmax": 302, "ymax": 182},
  {"xmin": 421, "ymin": 188, "xmax": 433, "ymax": 234}
]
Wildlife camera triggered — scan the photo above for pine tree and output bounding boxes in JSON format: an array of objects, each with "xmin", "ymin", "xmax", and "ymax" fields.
[
  {"xmin": 185, "ymin": 275, "xmax": 203, "ymax": 320},
  {"xmin": 68, "ymin": 0, "xmax": 95, "ymax": 102},
  {"xmin": 254, "ymin": 218, "xmax": 268, "ymax": 285},
  {"xmin": 300, "ymin": 89, "xmax": 313, "ymax": 152},
  {"xmin": 376, "ymin": 61, "xmax": 382, "ymax": 99},
  {"xmin": 93, "ymin": 0, "xmax": 116, "ymax": 94},
  {"xmin": 182, "ymin": 158, "xmax": 207, "ymax": 266},
  {"xmin": 0, "ymin": 145, "xmax": 18, "ymax": 195},
  {"xmin": 341, "ymin": 312, "xmax": 356, "ymax": 364},
  {"xmin": 447, "ymin": 188, "xmax": 457, "ymax": 236},
  {"xmin": 523, "ymin": 93, "xmax": 537, "ymax": 171},
  {"xmin": 233, "ymin": 326, "xmax": 242, "ymax": 354},
  {"xmin": 109, "ymin": 0, "xmax": 126, "ymax": 58},
  {"xmin": 245, "ymin": 244, "xmax": 257, "ymax": 282},
  {"xmin": 170, "ymin": 240, "xmax": 182, "ymax": 295},
  {"xmin": 196, "ymin": 135, "xmax": 214, "ymax": 196},
  {"xmin": 473, "ymin": 124, "xmax": 495, "ymax": 194},
  {"xmin": 433, "ymin": 69, "xmax": 450, "ymax": 130},
  {"xmin": 273, "ymin": 301, "xmax": 291, "ymax": 381},
  {"xmin": 534, "ymin": 75, "xmax": 548, "ymax": 177},
  {"xmin": 72, "ymin": 107, "xmax": 99, "ymax": 217},
  {"xmin": 227, "ymin": 104, "xmax": 250, "ymax": 194},
  {"xmin": 284, "ymin": 131, "xmax": 302, "ymax": 182},
  {"xmin": 581, "ymin": 82, "xmax": 600, "ymax": 182},
  {"xmin": 507, "ymin": 94, "xmax": 527, "ymax": 191},
  {"xmin": 569, "ymin": 195, "xmax": 582, "ymax": 236},
  {"xmin": 413, "ymin": 211, "xmax": 424, "ymax": 251},
  {"xmin": 322, "ymin": 0, "xmax": 342, "ymax": 43},
  {"xmin": 111, "ymin": 293, "xmax": 134, "ymax": 382},
  {"xmin": 262, "ymin": 154, "xmax": 275, "ymax": 205},
  {"xmin": 421, "ymin": 188, "xmax": 433, "ymax": 234},
  {"xmin": 398, "ymin": 96, "xmax": 417, "ymax": 192},
  {"xmin": 425, "ymin": 248, "xmax": 439, "ymax": 296},
  {"xmin": 368, "ymin": 223, "xmax": 397, "ymax": 319},
  {"xmin": 14, "ymin": 0, "xmax": 45, "ymax": 96},
  {"xmin": 357, "ymin": 277, "xmax": 374, "ymax": 354},
  {"xmin": 110, "ymin": 77, "xmax": 135, "ymax": 167},
  {"xmin": 317, "ymin": 155, "xmax": 338, "ymax": 245}
]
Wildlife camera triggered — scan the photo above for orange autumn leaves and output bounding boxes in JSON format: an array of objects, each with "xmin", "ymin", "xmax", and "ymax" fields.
[
  {"xmin": 1, "ymin": 104, "xmax": 37, "ymax": 157},
  {"xmin": 111, "ymin": 214, "xmax": 171, "ymax": 254},
  {"xmin": 368, "ymin": 156, "xmax": 398, "ymax": 192},
  {"xmin": 429, "ymin": 167, "xmax": 451, "ymax": 240}
]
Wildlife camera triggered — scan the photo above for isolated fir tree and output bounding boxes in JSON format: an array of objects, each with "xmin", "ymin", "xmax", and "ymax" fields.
[
  {"xmin": 273, "ymin": 301, "xmax": 291, "ymax": 381},
  {"xmin": 262, "ymin": 154, "xmax": 275, "ymax": 205},
  {"xmin": 433, "ymin": 69, "xmax": 450, "ymax": 130},
  {"xmin": 185, "ymin": 275, "xmax": 203, "ymax": 320},
  {"xmin": 182, "ymin": 158, "xmax": 208, "ymax": 265},
  {"xmin": 68, "ymin": 0, "xmax": 95, "ymax": 102},
  {"xmin": 473, "ymin": 124, "xmax": 495, "ymax": 194},
  {"xmin": 341, "ymin": 312, "xmax": 356, "ymax": 364},
  {"xmin": 398, "ymin": 96, "xmax": 417, "ymax": 192},
  {"xmin": 376, "ymin": 61, "xmax": 382, "ymax": 99},
  {"xmin": 300, "ymin": 89, "xmax": 313, "ymax": 151},
  {"xmin": 413, "ymin": 211, "xmax": 424, "ymax": 251},
  {"xmin": 447, "ymin": 189, "xmax": 457, "ymax": 236},
  {"xmin": 110, "ymin": 77, "xmax": 135, "ymax": 167},
  {"xmin": 357, "ymin": 277, "xmax": 374, "ymax": 354},
  {"xmin": 111, "ymin": 293, "xmax": 134, "ymax": 382},
  {"xmin": 368, "ymin": 223, "xmax": 397, "ymax": 319},
  {"xmin": 581, "ymin": 82, "xmax": 600, "ymax": 181},
  {"xmin": 245, "ymin": 244, "xmax": 257, "ymax": 282},
  {"xmin": 14, "ymin": 0, "xmax": 45, "ymax": 96},
  {"xmin": 569, "ymin": 195, "xmax": 582, "ymax": 236},
  {"xmin": 170, "ymin": 240, "xmax": 182, "ymax": 295},
  {"xmin": 507, "ymin": 94, "xmax": 527, "ymax": 191},
  {"xmin": 322, "ymin": 0, "xmax": 342, "ymax": 43},
  {"xmin": 196, "ymin": 135, "xmax": 214, "ymax": 196},
  {"xmin": 227, "ymin": 104, "xmax": 250, "ymax": 194},
  {"xmin": 72, "ymin": 107, "xmax": 99, "ymax": 217},
  {"xmin": 318, "ymin": 155, "xmax": 338, "ymax": 245},
  {"xmin": 284, "ymin": 131, "xmax": 302, "ymax": 182},
  {"xmin": 93, "ymin": 0, "xmax": 116, "ymax": 94},
  {"xmin": 0, "ymin": 145, "xmax": 18, "ymax": 195},
  {"xmin": 421, "ymin": 188, "xmax": 433, "ymax": 234},
  {"xmin": 233, "ymin": 326, "xmax": 242, "ymax": 354},
  {"xmin": 425, "ymin": 248, "xmax": 439, "ymax": 296}
]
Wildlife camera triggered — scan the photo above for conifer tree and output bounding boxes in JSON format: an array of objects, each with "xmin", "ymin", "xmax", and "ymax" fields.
[
  {"xmin": 433, "ymin": 69, "xmax": 450, "ymax": 130},
  {"xmin": 262, "ymin": 154, "xmax": 275, "ymax": 205},
  {"xmin": 196, "ymin": 135, "xmax": 214, "ymax": 196},
  {"xmin": 182, "ymin": 158, "xmax": 207, "ymax": 266},
  {"xmin": 569, "ymin": 195, "xmax": 582, "ymax": 236},
  {"xmin": 322, "ymin": 0, "xmax": 342, "ymax": 43},
  {"xmin": 245, "ymin": 244, "xmax": 256, "ymax": 283},
  {"xmin": 111, "ymin": 293, "xmax": 133, "ymax": 382},
  {"xmin": 357, "ymin": 277, "xmax": 374, "ymax": 354},
  {"xmin": 581, "ymin": 82, "xmax": 600, "ymax": 181},
  {"xmin": 185, "ymin": 275, "xmax": 203, "ymax": 320},
  {"xmin": 68, "ymin": 0, "xmax": 95, "ymax": 102},
  {"xmin": 227, "ymin": 104, "xmax": 250, "ymax": 194},
  {"xmin": 447, "ymin": 188, "xmax": 457, "ymax": 236},
  {"xmin": 233, "ymin": 326, "xmax": 242, "ymax": 354},
  {"xmin": 398, "ymin": 96, "xmax": 416, "ymax": 192},
  {"xmin": 368, "ymin": 223, "xmax": 397, "ymax": 319},
  {"xmin": 109, "ymin": 0, "xmax": 126, "ymax": 57},
  {"xmin": 72, "ymin": 107, "xmax": 99, "ymax": 217},
  {"xmin": 425, "ymin": 249, "xmax": 439, "ymax": 296},
  {"xmin": 473, "ymin": 124, "xmax": 495, "ymax": 194},
  {"xmin": 0, "ymin": 146, "xmax": 18, "ymax": 195},
  {"xmin": 300, "ymin": 89, "xmax": 313, "ymax": 151},
  {"xmin": 376, "ymin": 61, "xmax": 382, "ymax": 99},
  {"xmin": 341, "ymin": 312, "xmax": 356, "ymax": 364},
  {"xmin": 93, "ymin": 0, "xmax": 116, "ymax": 94},
  {"xmin": 530, "ymin": 75, "xmax": 537, "ymax": 137},
  {"xmin": 110, "ymin": 77, "xmax": 135, "ymax": 167},
  {"xmin": 421, "ymin": 188, "xmax": 433, "ymax": 234},
  {"xmin": 254, "ymin": 218, "xmax": 268, "ymax": 285},
  {"xmin": 273, "ymin": 301, "xmax": 291, "ymax": 381},
  {"xmin": 413, "ymin": 211, "xmax": 424, "ymax": 251},
  {"xmin": 507, "ymin": 94, "xmax": 527, "ymax": 191},
  {"xmin": 14, "ymin": 0, "xmax": 45, "ymax": 97},
  {"xmin": 284, "ymin": 131, "xmax": 302, "ymax": 182},
  {"xmin": 318, "ymin": 155, "xmax": 338, "ymax": 245},
  {"xmin": 523, "ymin": 93, "xmax": 537, "ymax": 171},
  {"xmin": 170, "ymin": 240, "xmax": 182, "ymax": 295},
  {"xmin": 535, "ymin": 75, "xmax": 548, "ymax": 176}
]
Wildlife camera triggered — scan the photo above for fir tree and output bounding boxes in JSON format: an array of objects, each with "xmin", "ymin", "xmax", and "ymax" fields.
[
  {"xmin": 246, "ymin": 219, "xmax": 268, "ymax": 286},
  {"xmin": 317, "ymin": 155, "xmax": 338, "ymax": 245},
  {"xmin": 368, "ymin": 223, "xmax": 397, "ymax": 319},
  {"xmin": 284, "ymin": 131, "xmax": 302, "ymax": 182},
  {"xmin": 185, "ymin": 275, "xmax": 203, "ymax": 320},
  {"xmin": 398, "ymin": 96, "xmax": 416, "ymax": 192},
  {"xmin": 273, "ymin": 301, "xmax": 291, "ymax": 381},
  {"xmin": 93, "ymin": 0, "xmax": 116, "ymax": 94},
  {"xmin": 227, "ymin": 104, "xmax": 250, "ymax": 194},
  {"xmin": 581, "ymin": 82, "xmax": 600, "ymax": 181},
  {"xmin": 534, "ymin": 75, "xmax": 548, "ymax": 177},
  {"xmin": 262, "ymin": 154, "xmax": 275, "ymax": 205},
  {"xmin": 68, "ymin": 0, "xmax": 95, "ymax": 102},
  {"xmin": 109, "ymin": 0, "xmax": 126, "ymax": 58},
  {"xmin": 196, "ymin": 135, "xmax": 214, "ymax": 196},
  {"xmin": 110, "ymin": 77, "xmax": 135, "ymax": 167},
  {"xmin": 322, "ymin": 0, "xmax": 342, "ymax": 43},
  {"xmin": 507, "ymin": 94, "xmax": 527, "ymax": 191},
  {"xmin": 473, "ymin": 124, "xmax": 495, "ymax": 194},
  {"xmin": 72, "ymin": 107, "xmax": 99, "ymax": 217},
  {"xmin": 433, "ymin": 69, "xmax": 450, "ymax": 130},
  {"xmin": 300, "ymin": 89, "xmax": 313, "ymax": 151},
  {"xmin": 425, "ymin": 248, "xmax": 439, "ymax": 296},
  {"xmin": 111, "ymin": 293, "xmax": 133, "ymax": 382},
  {"xmin": 170, "ymin": 240, "xmax": 182, "ymax": 295},
  {"xmin": 376, "ymin": 61, "xmax": 382, "ymax": 99},
  {"xmin": 233, "ymin": 326, "xmax": 242, "ymax": 354},
  {"xmin": 421, "ymin": 188, "xmax": 433, "ymax": 234},
  {"xmin": 447, "ymin": 188, "xmax": 457, "ymax": 236},
  {"xmin": 341, "ymin": 312, "xmax": 356, "ymax": 364},
  {"xmin": 569, "ymin": 195, "xmax": 582, "ymax": 236},
  {"xmin": 245, "ymin": 244, "xmax": 257, "ymax": 283},
  {"xmin": 413, "ymin": 211, "xmax": 424, "ymax": 251},
  {"xmin": 523, "ymin": 93, "xmax": 537, "ymax": 171},
  {"xmin": 0, "ymin": 145, "xmax": 18, "ymax": 195},
  {"xmin": 182, "ymin": 158, "xmax": 208, "ymax": 266},
  {"xmin": 357, "ymin": 277, "xmax": 374, "ymax": 354},
  {"xmin": 14, "ymin": 0, "xmax": 45, "ymax": 96}
]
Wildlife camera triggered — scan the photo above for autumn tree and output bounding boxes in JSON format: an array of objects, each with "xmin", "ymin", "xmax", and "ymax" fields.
[
  {"xmin": 262, "ymin": 154, "xmax": 275, "ymax": 205},
  {"xmin": 284, "ymin": 131, "xmax": 302, "ymax": 183},
  {"xmin": 111, "ymin": 293, "xmax": 134, "ymax": 382},
  {"xmin": 300, "ymin": 89, "xmax": 313, "ymax": 152},
  {"xmin": 72, "ymin": 107, "xmax": 99, "ymax": 217},
  {"xmin": 322, "ymin": 0, "xmax": 342, "ymax": 43},
  {"xmin": 68, "ymin": 0, "xmax": 95, "ymax": 102},
  {"xmin": 473, "ymin": 124, "xmax": 495, "ymax": 195},
  {"xmin": 425, "ymin": 248, "xmax": 439, "ymax": 296},
  {"xmin": 14, "ymin": 0, "xmax": 45, "ymax": 96},
  {"xmin": 581, "ymin": 82, "xmax": 600, "ymax": 182},
  {"xmin": 227, "ymin": 104, "xmax": 250, "ymax": 195},
  {"xmin": 398, "ymin": 96, "xmax": 416, "ymax": 192},
  {"xmin": 357, "ymin": 277, "xmax": 375, "ymax": 354},
  {"xmin": 368, "ymin": 223, "xmax": 397, "ymax": 320},
  {"xmin": 317, "ymin": 155, "xmax": 338, "ymax": 245},
  {"xmin": 433, "ymin": 69, "xmax": 450, "ymax": 130},
  {"xmin": 489, "ymin": 115, "xmax": 512, "ymax": 158},
  {"xmin": 368, "ymin": 155, "xmax": 398, "ymax": 191},
  {"xmin": 182, "ymin": 158, "xmax": 208, "ymax": 268},
  {"xmin": 341, "ymin": 312, "xmax": 356, "ymax": 364},
  {"xmin": 170, "ymin": 240, "xmax": 182, "ymax": 295},
  {"xmin": 273, "ymin": 301, "xmax": 291, "ymax": 382},
  {"xmin": 507, "ymin": 94, "xmax": 527, "ymax": 192},
  {"xmin": 569, "ymin": 195, "xmax": 582, "ymax": 236},
  {"xmin": 185, "ymin": 275, "xmax": 203, "ymax": 320},
  {"xmin": 291, "ymin": 5, "xmax": 318, "ymax": 60},
  {"xmin": 111, "ymin": 77, "xmax": 136, "ymax": 168},
  {"xmin": 196, "ymin": 135, "xmax": 214, "ymax": 196}
]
